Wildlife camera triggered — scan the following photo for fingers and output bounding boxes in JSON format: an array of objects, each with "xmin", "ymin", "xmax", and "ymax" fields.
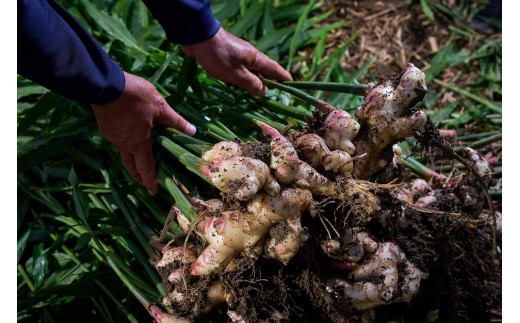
[
  {"xmin": 231, "ymin": 68, "xmax": 268, "ymax": 96},
  {"xmin": 120, "ymin": 143, "xmax": 158, "ymax": 195},
  {"xmin": 249, "ymin": 51, "xmax": 293, "ymax": 82},
  {"xmin": 156, "ymin": 99, "xmax": 196, "ymax": 136},
  {"xmin": 120, "ymin": 152, "xmax": 142, "ymax": 184},
  {"xmin": 133, "ymin": 139, "xmax": 159, "ymax": 195}
]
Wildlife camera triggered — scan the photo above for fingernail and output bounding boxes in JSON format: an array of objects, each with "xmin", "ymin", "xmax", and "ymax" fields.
[
  {"xmin": 185, "ymin": 124, "xmax": 196, "ymax": 136},
  {"xmin": 147, "ymin": 188, "xmax": 155, "ymax": 196}
]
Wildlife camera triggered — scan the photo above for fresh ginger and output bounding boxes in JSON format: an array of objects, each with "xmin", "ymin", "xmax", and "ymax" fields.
[
  {"xmin": 254, "ymin": 120, "xmax": 338, "ymax": 196},
  {"xmin": 202, "ymin": 141, "xmax": 242, "ymax": 163},
  {"xmin": 318, "ymin": 105, "xmax": 360, "ymax": 155},
  {"xmin": 155, "ymin": 244, "xmax": 229, "ymax": 317},
  {"xmin": 395, "ymin": 178, "xmax": 437, "ymax": 208},
  {"xmin": 191, "ymin": 188, "xmax": 314, "ymax": 276},
  {"xmin": 294, "ymin": 133, "xmax": 353, "ymax": 177},
  {"xmin": 321, "ymin": 227, "xmax": 377, "ymax": 264},
  {"xmin": 149, "ymin": 305, "xmax": 191, "ymax": 323},
  {"xmin": 264, "ymin": 214, "xmax": 308, "ymax": 265},
  {"xmin": 464, "ymin": 147, "xmax": 492, "ymax": 186},
  {"xmin": 201, "ymin": 156, "xmax": 280, "ymax": 201},
  {"xmin": 253, "ymin": 119, "xmax": 301, "ymax": 184},
  {"xmin": 353, "ymin": 63, "xmax": 428, "ymax": 179},
  {"xmin": 326, "ymin": 234, "xmax": 427, "ymax": 311}
]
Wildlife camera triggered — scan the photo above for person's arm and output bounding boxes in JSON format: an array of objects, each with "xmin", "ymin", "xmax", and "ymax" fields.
[
  {"xmin": 18, "ymin": 0, "xmax": 195, "ymax": 195},
  {"xmin": 141, "ymin": 0, "xmax": 292, "ymax": 96},
  {"xmin": 18, "ymin": 0, "xmax": 124, "ymax": 104}
]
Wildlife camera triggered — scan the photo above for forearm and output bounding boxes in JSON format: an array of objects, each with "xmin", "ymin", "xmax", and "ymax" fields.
[
  {"xmin": 17, "ymin": 0, "xmax": 125, "ymax": 104},
  {"xmin": 141, "ymin": 0, "xmax": 220, "ymax": 44}
]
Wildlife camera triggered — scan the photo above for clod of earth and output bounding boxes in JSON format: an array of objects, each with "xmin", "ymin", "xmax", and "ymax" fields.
[{"xmin": 150, "ymin": 64, "xmax": 500, "ymax": 322}]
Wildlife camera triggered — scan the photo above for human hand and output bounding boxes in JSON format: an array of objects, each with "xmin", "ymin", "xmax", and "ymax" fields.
[
  {"xmin": 92, "ymin": 72, "xmax": 196, "ymax": 195},
  {"xmin": 181, "ymin": 27, "xmax": 292, "ymax": 96}
]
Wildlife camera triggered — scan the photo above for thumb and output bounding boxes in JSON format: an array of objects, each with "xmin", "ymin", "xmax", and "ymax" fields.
[{"xmin": 156, "ymin": 99, "xmax": 196, "ymax": 136}]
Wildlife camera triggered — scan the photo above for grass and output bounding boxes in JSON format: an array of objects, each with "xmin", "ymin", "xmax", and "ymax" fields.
[{"xmin": 17, "ymin": 0, "xmax": 501, "ymax": 321}]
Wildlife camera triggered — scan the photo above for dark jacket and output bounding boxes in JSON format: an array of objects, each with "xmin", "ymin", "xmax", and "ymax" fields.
[{"xmin": 17, "ymin": 0, "xmax": 220, "ymax": 104}]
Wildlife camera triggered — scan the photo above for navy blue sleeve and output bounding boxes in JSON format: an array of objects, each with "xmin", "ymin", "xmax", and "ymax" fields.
[
  {"xmin": 141, "ymin": 0, "xmax": 221, "ymax": 44},
  {"xmin": 17, "ymin": 0, "xmax": 125, "ymax": 105}
]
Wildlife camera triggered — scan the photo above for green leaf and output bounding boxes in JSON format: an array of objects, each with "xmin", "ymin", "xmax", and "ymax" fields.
[
  {"xmin": 18, "ymin": 228, "xmax": 31, "ymax": 264},
  {"xmin": 149, "ymin": 52, "xmax": 175, "ymax": 85},
  {"xmin": 213, "ymin": 0, "xmax": 241, "ymax": 22},
  {"xmin": 262, "ymin": 0, "xmax": 274, "ymax": 34},
  {"xmin": 69, "ymin": 168, "xmax": 91, "ymax": 224},
  {"xmin": 286, "ymin": 0, "xmax": 317, "ymax": 70},
  {"xmin": 255, "ymin": 28, "xmax": 293, "ymax": 52},
  {"xmin": 309, "ymin": 36, "xmax": 327, "ymax": 77},
  {"xmin": 18, "ymin": 92, "xmax": 61, "ymax": 133},
  {"xmin": 431, "ymin": 101, "xmax": 458, "ymax": 125},
  {"xmin": 74, "ymin": 232, "xmax": 92, "ymax": 251},
  {"xmin": 169, "ymin": 56, "xmax": 198, "ymax": 107},
  {"xmin": 68, "ymin": 167, "xmax": 79, "ymax": 187},
  {"xmin": 32, "ymin": 243, "xmax": 49, "ymax": 289},
  {"xmin": 446, "ymin": 111, "xmax": 473, "ymax": 127},
  {"xmin": 271, "ymin": 2, "xmax": 321, "ymax": 22},
  {"xmin": 229, "ymin": 2, "xmax": 264, "ymax": 37},
  {"xmin": 420, "ymin": 0, "xmax": 435, "ymax": 21},
  {"xmin": 17, "ymin": 85, "xmax": 49, "ymax": 100},
  {"xmin": 425, "ymin": 41, "xmax": 455, "ymax": 83},
  {"xmin": 80, "ymin": 0, "xmax": 141, "ymax": 50}
]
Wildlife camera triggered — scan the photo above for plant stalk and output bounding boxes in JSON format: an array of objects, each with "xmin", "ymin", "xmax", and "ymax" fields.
[{"xmin": 283, "ymin": 80, "xmax": 368, "ymax": 96}]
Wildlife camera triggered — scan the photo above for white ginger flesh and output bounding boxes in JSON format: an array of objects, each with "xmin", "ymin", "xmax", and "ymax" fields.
[
  {"xmin": 294, "ymin": 133, "xmax": 353, "ymax": 177},
  {"xmin": 265, "ymin": 214, "xmax": 308, "ymax": 265},
  {"xmin": 191, "ymin": 188, "xmax": 313, "ymax": 276},
  {"xmin": 201, "ymin": 156, "xmax": 280, "ymax": 201},
  {"xmin": 326, "ymin": 236, "xmax": 427, "ymax": 311},
  {"xmin": 202, "ymin": 141, "xmax": 243, "ymax": 163},
  {"xmin": 318, "ymin": 105, "xmax": 361, "ymax": 155},
  {"xmin": 254, "ymin": 120, "xmax": 338, "ymax": 196},
  {"xmin": 353, "ymin": 63, "xmax": 428, "ymax": 179}
]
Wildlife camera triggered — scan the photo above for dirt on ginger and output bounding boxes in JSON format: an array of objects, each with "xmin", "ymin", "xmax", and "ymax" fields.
[{"xmin": 152, "ymin": 63, "xmax": 500, "ymax": 323}]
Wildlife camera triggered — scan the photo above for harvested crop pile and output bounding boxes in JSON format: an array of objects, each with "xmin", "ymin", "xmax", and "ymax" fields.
[{"xmin": 150, "ymin": 65, "xmax": 501, "ymax": 323}]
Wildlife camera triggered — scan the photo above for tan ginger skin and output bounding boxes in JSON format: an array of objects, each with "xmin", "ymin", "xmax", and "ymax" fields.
[
  {"xmin": 353, "ymin": 63, "xmax": 428, "ymax": 179},
  {"xmin": 190, "ymin": 188, "xmax": 313, "ymax": 276},
  {"xmin": 201, "ymin": 156, "xmax": 280, "ymax": 201},
  {"xmin": 326, "ymin": 235, "xmax": 427, "ymax": 311},
  {"xmin": 201, "ymin": 141, "xmax": 242, "ymax": 163},
  {"xmin": 254, "ymin": 120, "xmax": 338, "ymax": 196},
  {"xmin": 319, "ymin": 106, "xmax": 360, "ymax": 155},
  {"xmin": 294, "ymin": 133, "xmax": 353, "ymax": 177}
]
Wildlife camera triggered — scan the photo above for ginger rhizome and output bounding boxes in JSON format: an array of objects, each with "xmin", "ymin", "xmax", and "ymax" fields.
[
  {"xmin": 150, "ymin": 63, "xmax": 465, "ymax": 322},
  {"xmin": 191, "ymin": 188, "xmax": 313, "ymax": 275},
  {"xmin": 353, "ymin": 63, "xmax": 428, "ymax": 179}
]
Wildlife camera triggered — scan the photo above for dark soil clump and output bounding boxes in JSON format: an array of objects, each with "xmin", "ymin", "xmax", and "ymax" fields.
[{"xmin": 241, "ymin": 142, "xmax": 271, "ymax": 165}]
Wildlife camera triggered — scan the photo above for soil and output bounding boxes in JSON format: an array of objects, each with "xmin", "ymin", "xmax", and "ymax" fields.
[{"xmin": 241, "ymin": 142, "xmax": 271, "ymax": 165}]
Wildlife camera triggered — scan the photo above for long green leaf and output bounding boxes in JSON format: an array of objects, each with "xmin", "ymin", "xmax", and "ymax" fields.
[
  {"xmin": 80, "ymin": 0, "xmax": 142, "ymax": 50},
  {"xmin": 229, "ymin": 2, "xmax": 264, "ymax": 37},
  {"xmin": 286, "ymin": 0, "xmax": 317, "ymax": 70}
]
